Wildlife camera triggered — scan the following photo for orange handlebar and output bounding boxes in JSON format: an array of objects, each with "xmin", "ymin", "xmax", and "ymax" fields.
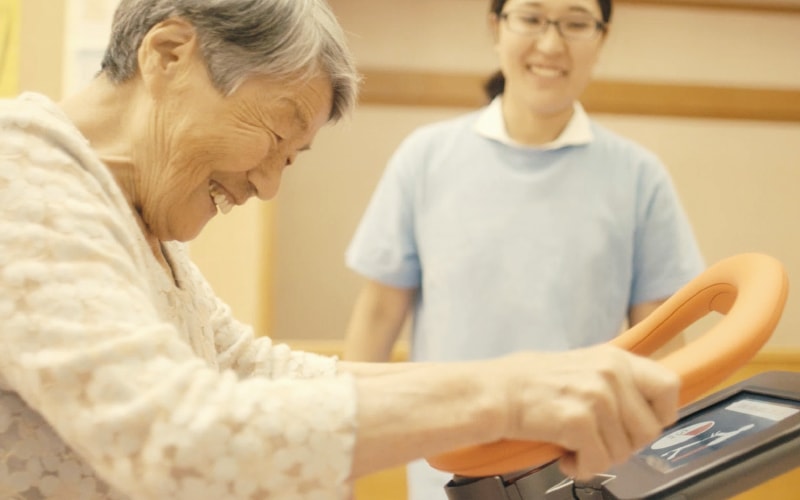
[{"xmin": 427, "ymin": 253, "xmax": 789, "ymax": 477}]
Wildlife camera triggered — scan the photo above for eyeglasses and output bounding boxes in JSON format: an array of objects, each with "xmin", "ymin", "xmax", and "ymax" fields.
[{"xmin": 499, "ymin": 11, "xmax": 607, "ymax": 41}]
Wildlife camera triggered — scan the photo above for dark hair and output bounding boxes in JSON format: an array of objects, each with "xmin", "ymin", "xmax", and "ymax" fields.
[{"xmin": 484, "ymin": 0, "xmax": 613, "ymax": 100}]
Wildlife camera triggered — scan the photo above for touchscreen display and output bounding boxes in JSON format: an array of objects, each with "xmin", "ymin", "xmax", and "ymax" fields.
[{"xmin": 636, "ymin": 392, "xmax": 800, "ymax": 473}]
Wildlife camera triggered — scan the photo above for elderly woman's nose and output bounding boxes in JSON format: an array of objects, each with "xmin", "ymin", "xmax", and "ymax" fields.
[{"xmin": 247, "ymin": 157, "xmax": 284, "ymax": 200}]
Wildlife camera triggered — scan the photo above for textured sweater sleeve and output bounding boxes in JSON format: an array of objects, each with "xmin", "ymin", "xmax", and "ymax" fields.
[
  {"xmin": 169, "ymin": 252, "xmax": 343, "ymax": 380},
  {"xmin": 213, "ymin": 302, "xmax": 345, "ymax": 379},
  {"xmin": 0, "ymin": 102, "xmax": 357, "ymax": 499}
]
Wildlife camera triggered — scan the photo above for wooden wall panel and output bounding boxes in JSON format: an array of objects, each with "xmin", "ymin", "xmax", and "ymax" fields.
[
  {"xmin": 359, "ymin": 69, "xmax": 800, "ymax": 122},
  {"xmin": 620, "ymin": 0, "xmax": 800, "ymax": 13}
]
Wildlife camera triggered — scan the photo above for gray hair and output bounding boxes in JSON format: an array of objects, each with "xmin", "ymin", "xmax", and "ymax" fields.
[{"xmin": 101, "ymin": 0, "xmax": 359, "ymax": 121}]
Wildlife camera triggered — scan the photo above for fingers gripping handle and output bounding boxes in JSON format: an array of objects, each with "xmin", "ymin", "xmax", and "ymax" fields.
[{"xmin": 426, "ymin": 253, "xmax": 789, "ymax": 477}]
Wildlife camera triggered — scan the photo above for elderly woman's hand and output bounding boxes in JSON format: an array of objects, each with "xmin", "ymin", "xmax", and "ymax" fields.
[
  {"xmin": 492, "ymin": 344, "xmax": 679, "ymax": 479},
  {"xmin": 348, "ymin": 345, "xmax": 679, "ymax": 480}
]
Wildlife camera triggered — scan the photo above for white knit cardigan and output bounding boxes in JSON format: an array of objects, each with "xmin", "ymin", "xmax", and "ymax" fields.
[{"xmin": 0, "ymin": 93, "xmax": 357, "ymax": 499}]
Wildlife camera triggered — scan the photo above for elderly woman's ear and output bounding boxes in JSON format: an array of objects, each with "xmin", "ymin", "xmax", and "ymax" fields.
[{"xmin": 137, "ymin": 18, "xmax": 200, "ymax": 94}]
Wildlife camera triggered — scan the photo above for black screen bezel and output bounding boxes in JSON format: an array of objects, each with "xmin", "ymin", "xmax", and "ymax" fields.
[
  {"xmin": 603, "ymin": 372, "xmax": 800, "ymax": 499},
  {"xmin": 635, "ymin": 389, "xmax": 800, "ymax": 474}
]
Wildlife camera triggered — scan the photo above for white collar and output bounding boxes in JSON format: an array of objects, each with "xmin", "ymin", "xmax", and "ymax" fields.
[{"xmin": 474, "ymin": 96, "xmax": 593, "ymax": 150}]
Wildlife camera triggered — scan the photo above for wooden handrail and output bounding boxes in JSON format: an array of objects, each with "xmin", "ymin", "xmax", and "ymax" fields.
[
  {"xmin": 619, "ymin": 0, "xmax": 800, "ymax": 14},
  {"xmin": 359, "ymin": 69, "xmax": 800, "ymax": 122},
  {"xmin": 280, "ymin": 339, "xmax": 800, "ymax": 368}
]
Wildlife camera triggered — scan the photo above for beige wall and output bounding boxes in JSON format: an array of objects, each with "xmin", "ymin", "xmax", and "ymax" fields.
[
  {"xmin": 191, "ymin": 202, "xmax": 274, "ymax": 335},
  {"xmin": 271, "ymin": 0, "xmax": 800, "ymax": 346}
]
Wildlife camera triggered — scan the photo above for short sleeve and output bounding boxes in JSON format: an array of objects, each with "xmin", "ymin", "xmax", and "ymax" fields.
[
  {"xmin": 345, "ymin": 134, "xmax": 423, "ymax": 288},
  {"xmin": 630, "ymin": 157, "xmax": 705, "ymax": 305}
]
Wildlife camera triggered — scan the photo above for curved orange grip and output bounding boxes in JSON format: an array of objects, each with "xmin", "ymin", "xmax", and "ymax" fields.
[{"xmin": 427, "ymin": 253, "xmax": 789, "ymax": 477}]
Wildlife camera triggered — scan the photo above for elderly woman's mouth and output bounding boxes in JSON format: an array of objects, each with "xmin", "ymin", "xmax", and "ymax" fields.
[{"xmin": 209, "ymin": 180, "xmax": 234, "ymax": 214}]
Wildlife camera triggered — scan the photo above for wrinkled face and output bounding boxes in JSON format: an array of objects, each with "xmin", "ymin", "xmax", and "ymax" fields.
[
  {"xmin": 136, "ymin": 62, "xmax": 333, "ymax": 242},
  {"xmin": 491, "ymin": 0, "xmax": 606, "ymax": 116}
]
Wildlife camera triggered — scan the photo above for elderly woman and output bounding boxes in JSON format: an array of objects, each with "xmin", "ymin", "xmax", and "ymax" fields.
[{"xmin": 0, "ymin": 0, "xmax": 679, "ymax": 499}]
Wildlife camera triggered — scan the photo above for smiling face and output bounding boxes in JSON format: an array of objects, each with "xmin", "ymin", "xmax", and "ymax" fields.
[
  {"xmin": 129, "ymin": 27, "xmax": 334, "ymax": 243},
  {"xmin": 490, "ymin": 0, "xmax": 606, "ymax": 117},
  {"xmin": 141, "ymin": 74, "xmax": 332, "ymax": 242}
]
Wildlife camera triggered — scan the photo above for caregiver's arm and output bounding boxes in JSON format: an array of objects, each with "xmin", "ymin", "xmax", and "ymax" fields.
[
  {"xmin": 343, "ymin": 279, "xmax": 415, "ymax": 361},
  {"xmin": 344, "ymin": 344, "xmax": 680, "ymax": 480}
]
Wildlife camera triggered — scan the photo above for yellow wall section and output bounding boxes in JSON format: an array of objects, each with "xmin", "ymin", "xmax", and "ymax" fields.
[
  {"xmin": 19, "ymin": 0, "xmax": 65, "ymax": 100},
  {"xmin": 0, "ymin": 0, "xmax": 20, "ymax": 96}
]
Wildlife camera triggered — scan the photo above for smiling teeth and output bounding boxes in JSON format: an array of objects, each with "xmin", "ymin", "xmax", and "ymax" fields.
[
  {"xmin": 209, "ymin": 182, "xmax": 233, "ymax": 214},
  {"xmin": 530, "ymin": 65, "xmax": 564, "ymax": 78}
]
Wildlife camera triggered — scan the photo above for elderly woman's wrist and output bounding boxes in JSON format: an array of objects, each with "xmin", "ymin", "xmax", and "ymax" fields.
[{"xmin": 462, "ymin": 359, "xmax": 511, "ymax": 444}]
